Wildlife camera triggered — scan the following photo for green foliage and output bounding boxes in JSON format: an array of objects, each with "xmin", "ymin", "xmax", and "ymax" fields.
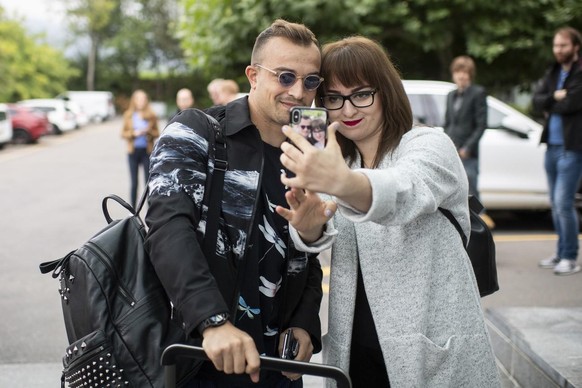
[
  {"xmin": 0, "ymin": 8, "xmax": 78, "ymax": 102},
  {"xmin": 178, "ymin": 0, "xmax": 582, "ymax": 96}
]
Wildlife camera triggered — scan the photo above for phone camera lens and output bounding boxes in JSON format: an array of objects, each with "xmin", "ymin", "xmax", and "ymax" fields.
[{"xmin": 293, "ymin": 110, "xmax": 300, "ymax": 122}]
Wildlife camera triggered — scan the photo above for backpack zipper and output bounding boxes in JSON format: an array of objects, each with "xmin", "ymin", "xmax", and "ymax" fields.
[{"xmin": 83, "ymin": 242, "xmax": 137, "ymax": 306}]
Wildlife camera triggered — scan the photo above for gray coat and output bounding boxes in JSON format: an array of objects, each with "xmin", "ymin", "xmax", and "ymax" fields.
[{"xmin": 322, "ymin": 126, "xmax": 500, "ymax": 387}]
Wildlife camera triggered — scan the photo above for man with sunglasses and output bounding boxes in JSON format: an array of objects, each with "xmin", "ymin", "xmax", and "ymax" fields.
[
  {"xmin": 293, "ymin": 115, "xmax": 312, "ymax": 137},
  {"xmin": 145, "ymin": 19, "xmax": 336, "ymax": 387}
]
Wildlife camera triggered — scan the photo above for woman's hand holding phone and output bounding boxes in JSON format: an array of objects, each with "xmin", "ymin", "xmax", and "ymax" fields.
[
  {"xmin": 280, "ymin": 122, "xmax": 373, "ymax": 213},
  {"xmin": 280, "ymin": 122, "xmax": 349, "ymax": 196}
]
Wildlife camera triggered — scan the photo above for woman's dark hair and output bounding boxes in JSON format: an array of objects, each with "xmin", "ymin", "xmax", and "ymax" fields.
[{"xmin": 316, "ymin": 36, "xmax": 412, "ymax": 168}]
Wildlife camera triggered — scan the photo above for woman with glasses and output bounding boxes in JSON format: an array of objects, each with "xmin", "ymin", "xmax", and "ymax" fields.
[
  {"xmin": 310, "ymin": 118, "xmax": 326, "ymax": 149},
  {"xmin": 278, "ymin": 36, "xmax": 500, "ymax": 387}
]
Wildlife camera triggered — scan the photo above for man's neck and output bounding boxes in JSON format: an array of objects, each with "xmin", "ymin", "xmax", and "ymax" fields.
[
  {"xmin": 561, "ymin": 53, "xmax": 579, "ymax": 72},
  {"xmin": 257, "ymin": 126, "xmax": 287, "ymax": 147},
  {"xmin": 249, "ymin": 111, "xmax": 286, "ymax": 147}
]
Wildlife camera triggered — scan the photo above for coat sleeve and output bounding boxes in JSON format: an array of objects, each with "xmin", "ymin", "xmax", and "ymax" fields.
[
  {"xmin": 551, "ymin": 69, "xmax": 582, "ymax": 115},
  {"xmin": 144, "ymin": 110, "xmax": 229, "ymax": 338},
  {"xmin": 463, "ymin": 86, "xmax": 487, "ymax": 155},
  {"xmin": 120, "ymin": 113, "xmax": 133, "ymax": 141},
  {"xmin": 336, "ymin": 127, "xmax": 469, "ymax": 235},
  {"xmin": 532, "ymin": 70, "xmax": 556, "ymax": 113}
]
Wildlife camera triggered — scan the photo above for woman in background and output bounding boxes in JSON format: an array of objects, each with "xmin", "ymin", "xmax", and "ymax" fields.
[{"xmin": 121, "ymin": 89, "xmax": 159, "ymax": 207}]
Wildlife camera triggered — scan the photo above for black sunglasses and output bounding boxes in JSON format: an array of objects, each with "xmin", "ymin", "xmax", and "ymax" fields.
[{"xmin": 255, "ymin": 64, "xmax": 324, "ymax": 91}]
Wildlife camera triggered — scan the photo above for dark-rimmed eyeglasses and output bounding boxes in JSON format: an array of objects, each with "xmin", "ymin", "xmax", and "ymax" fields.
[
  {"xmin": 254, "ymin": 64, "xmax": 324, "ymax": 91},
  {"xmin": 300, "ymin": 125, "xmax": 312, "ymax": 130},
  {"xmin": 320, "ymin": 89, "xmax": 377, "ymax": 110}
]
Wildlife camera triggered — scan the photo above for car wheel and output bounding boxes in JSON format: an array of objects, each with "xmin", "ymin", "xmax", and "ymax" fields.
[
  {"xmin": 12, "ymin": 128, "xmax": 33, "ymax": 144},
  {"xmin": 52, "ymin": 125, "xmax": 63, "ymax": 135}
]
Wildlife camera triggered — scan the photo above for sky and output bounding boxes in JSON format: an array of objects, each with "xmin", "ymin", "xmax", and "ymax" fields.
[{"xmin": 1, "ymin": 0, "xmax": 68, "ymax": 49}]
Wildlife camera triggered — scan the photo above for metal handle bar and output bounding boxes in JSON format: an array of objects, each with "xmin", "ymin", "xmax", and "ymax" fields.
[{"xmin": 161, "ymin": 344, "xmax": 352, "ymax": 388}]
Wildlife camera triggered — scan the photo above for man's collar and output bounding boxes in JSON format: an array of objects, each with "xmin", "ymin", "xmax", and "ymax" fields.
[{"xmin": 223, "ymin": 96, "xmax": 254, "ymax": 136}]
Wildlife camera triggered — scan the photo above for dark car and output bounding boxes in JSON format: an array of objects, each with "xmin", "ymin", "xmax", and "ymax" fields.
[{"xmin": 8, "ymin": 104, "xmax": 51, "ymax": 144}]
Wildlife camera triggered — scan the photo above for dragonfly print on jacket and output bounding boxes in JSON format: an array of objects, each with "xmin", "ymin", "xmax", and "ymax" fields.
[{"xmin": 237, "ymin": 296, "xmax": 260, "ymax": 322}]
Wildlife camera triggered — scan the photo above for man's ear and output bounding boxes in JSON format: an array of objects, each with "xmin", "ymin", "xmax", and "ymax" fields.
[{"xmin": 246, "ymin": 65, "xmax": 258, "ymax": 90}]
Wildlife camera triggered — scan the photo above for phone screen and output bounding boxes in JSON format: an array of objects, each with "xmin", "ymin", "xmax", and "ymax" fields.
[{"xmin": 289, "ymin": 106, "xmax": 328, "ymax": 149}]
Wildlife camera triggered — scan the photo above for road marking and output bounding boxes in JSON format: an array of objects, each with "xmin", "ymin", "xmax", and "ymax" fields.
[{"xmin": 494, "ymin": 234, "xmax": 562, "ymax": 242}]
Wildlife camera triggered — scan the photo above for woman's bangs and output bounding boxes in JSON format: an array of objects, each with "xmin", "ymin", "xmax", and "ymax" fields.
[{"xmin": 323, "ymin": 49, "xmax": 368, "ymax": 90}]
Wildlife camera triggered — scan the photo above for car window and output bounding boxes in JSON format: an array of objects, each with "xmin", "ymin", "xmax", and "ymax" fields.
[
  {"xmin": 0, "ymin": 111, "xmax": 6, "ymax": 120},
  {"xmin": 407, "ymin": 93, "xmax": 447, "ymax": 127},
  {"xmin": 487, "ymin": 105, "xmax": 506, "ymax": 129},
  {"xmin": 33, "ymin": 107, "xmax": 55, "ymax": 113}
]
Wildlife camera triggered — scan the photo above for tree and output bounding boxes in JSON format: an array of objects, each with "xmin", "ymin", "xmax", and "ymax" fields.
[
  {"xmin": 63, "ymin": 0, "xmax": 122, "ymax": 91},
  {"xmin": 0, "ymin": 7, "xmax": 78, "ymax": 102},
  {"xmin": 178, "ymin": 0, "xmax": 582, "ymax": 97},
  {"xmin": 104, "ymin": 0, "xmax": 188, "ymax": 97}
]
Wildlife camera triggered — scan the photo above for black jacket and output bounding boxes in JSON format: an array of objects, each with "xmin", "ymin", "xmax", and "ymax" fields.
[
  {"xmin": 144, "ymin": 97, "xmax": 324, "ymax": 352},
  {"xmin": 444, "ymin": 84, "xmax": 488, "ymax": 158},
  {"xmin": 533, "ymin": 58, "xmax": 582, "ymax": 151}
]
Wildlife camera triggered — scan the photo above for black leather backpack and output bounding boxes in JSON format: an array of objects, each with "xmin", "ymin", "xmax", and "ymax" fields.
[
  {"xmin": 439, "ymin": 196, "xmax": 499, "ymax": 297},
  {"xmin": 39, "ymin": 116, "xmax": 228, "ymax": 387}
]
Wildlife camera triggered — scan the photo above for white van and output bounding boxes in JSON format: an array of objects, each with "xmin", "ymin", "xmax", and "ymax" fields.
[
  {"xmin": 0, "ymin": 103, "xmax": 13, "ymax": 149},
  {"xmin": 57, "ymin": 91, "xmax": 116, "ymax": 122}
]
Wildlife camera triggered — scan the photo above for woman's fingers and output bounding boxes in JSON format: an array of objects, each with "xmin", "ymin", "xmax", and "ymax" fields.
[{"xmin": 325, "ymin": 122, "xmax": 339, "ymax": 149}]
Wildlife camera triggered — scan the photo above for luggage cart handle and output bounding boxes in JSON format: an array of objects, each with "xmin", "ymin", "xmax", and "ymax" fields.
[{"xmin": 161, "ymin": 344, "xmax": 352, "ymax": 388}]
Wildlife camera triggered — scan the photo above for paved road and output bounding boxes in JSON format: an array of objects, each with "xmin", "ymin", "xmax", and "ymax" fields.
[{"xmin": 0, "ymin": 118, "xmax": 580, "ymax": 387}]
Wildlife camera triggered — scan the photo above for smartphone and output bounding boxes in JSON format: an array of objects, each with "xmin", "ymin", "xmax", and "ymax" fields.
[
  {"xmin": 281, "ymin": 329, "xmax": 299, "ymax": 359},
  {"xmin": 289, "ymin": 106, "xmax": 328, "ymax": 149}
]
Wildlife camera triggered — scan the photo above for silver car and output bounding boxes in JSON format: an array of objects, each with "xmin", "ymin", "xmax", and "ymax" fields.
[{"xmin": 403, "ymin": 80, "xmax": 548, "ymax": 211}]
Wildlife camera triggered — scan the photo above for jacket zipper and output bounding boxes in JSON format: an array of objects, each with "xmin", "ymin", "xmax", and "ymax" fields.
[{"xmin": 84, "ymin": 242, "xmax": 136, "ymax": 307}]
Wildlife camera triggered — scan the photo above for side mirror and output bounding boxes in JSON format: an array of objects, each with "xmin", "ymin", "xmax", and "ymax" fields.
[{"xmin": 500, "ymin": 116, "xmax": 530, "ymax": 139}]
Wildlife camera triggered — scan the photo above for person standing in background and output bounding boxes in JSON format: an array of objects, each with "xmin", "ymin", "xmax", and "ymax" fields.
[
  {"xmin": 207, "ymin": 78, "xmax": 225, "ymax": 106},
  {"xmin": 533, "ymin": 27, "xmax": 582, "ymax": 276},
  {"xmin": 443, "ymin": 55, "xmax": 493, "ymax": 228},
  {"xmin": 121, "ymin": 89, "xmax": 159, "ymax": 207},
  {"xmin": 176, "ymin": 88, "xmax": 195, "ymax": 113},
  {"xmin": 216, "ymin": 79, "xmax": 241, "ymax": 105}
]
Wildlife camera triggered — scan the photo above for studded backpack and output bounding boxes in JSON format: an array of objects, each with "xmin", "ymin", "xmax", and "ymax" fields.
[{"xmin": 39, "ymin": 117, "xmax": 228, "ymax": 387}]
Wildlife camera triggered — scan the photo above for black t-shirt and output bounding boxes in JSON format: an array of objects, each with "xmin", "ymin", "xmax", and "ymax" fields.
[{"xmin": 197, "ymin": 142, "xmax": 291, "ymax": 386}]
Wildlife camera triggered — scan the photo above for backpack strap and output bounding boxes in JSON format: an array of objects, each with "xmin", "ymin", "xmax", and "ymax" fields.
[
  {"xmin": 203, "ymin": 119, "xmax": 228, "ymax": 258},
  {"xmin": 438, "ymin": 207, "xmax": 467, "ymax": 247},
  {"xmin": 439, "ymin": 195, "xmax": 484, "ymax": 248}
]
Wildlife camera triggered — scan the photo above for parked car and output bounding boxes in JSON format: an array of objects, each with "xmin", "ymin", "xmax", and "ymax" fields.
[
  {"xmin": 65, "ymin": 100, "xmax": 90, "ymax": 128},
  {"xmin": 402, "ymin": 80, "xmax": 548, "ymax": 211},
  {"xmin": 0, "ymin": 103, "xmax": 13, "ymax": 149},
  {"xmin": 57, "ymin": 91, "xmax": 116, "ymax": 122},
  {"xmin": 8, "ymin": 104, "xmax": 51, "ymax": 144},
  {"xmin": 18, "ymin": 99, "xmax": 77, "ymax": 134}
]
